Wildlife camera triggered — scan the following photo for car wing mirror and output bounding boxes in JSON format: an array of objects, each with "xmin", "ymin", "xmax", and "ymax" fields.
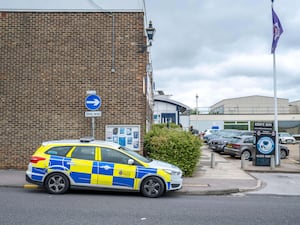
[{"xmin": 128, "ymin": 159, "xmax": 135, "ymax": 165}]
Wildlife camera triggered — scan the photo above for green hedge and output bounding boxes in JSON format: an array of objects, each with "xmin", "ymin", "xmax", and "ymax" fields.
[{"xmin": 144, "ymin": 124, "xmax": 201, "ymax": 177}]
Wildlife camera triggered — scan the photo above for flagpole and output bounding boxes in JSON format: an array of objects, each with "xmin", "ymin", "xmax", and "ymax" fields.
[
  {"xmin": 273, "ymin": 50, "xmax": 280, "ymax": 166},
  {"xmin": 271, "ymin": 0, "xmax": 280, "ymax": 166}
]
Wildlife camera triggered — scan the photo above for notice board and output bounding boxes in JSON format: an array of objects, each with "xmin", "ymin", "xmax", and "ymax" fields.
[{"xmin": 105, "ymin": 125, "xmax": 140, "ymax": 151}]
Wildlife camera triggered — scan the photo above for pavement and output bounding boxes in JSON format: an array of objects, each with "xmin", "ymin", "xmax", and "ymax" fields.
[
  {"xmin": 181, "ymin": 145, "xmax": 300, "ymax": 195},
  {"xmin": 0, "ymin": 145, "xmax": 299, "ymax": 195}
]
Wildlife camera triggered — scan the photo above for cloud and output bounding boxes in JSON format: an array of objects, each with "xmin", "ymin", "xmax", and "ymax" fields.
[
  {"xmin": 1, "ymin": 0, "xmax": 300, "ymax": 108},
  {"xmin": 147, "ymin": 0, "xmax": 300, "ymax": 108}
]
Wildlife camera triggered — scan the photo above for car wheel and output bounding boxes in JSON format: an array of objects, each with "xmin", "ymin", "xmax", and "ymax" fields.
[
  {"xmin": 141, "ymin": 176, "xmax": 165, "ymax": 198},
  {"xmin": 280, "ymin": 150, "xmax": 287, "ymax": 159},
  {"xmin": 45, "ymin": 173, "xmax": 70, "ymax": 194},
  {"xmin": 241, "ymin": 150, "xmax": 251, "ymax": 160}
]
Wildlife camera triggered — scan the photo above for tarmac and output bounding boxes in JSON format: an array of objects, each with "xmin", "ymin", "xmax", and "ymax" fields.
[{"xmin": 0, "ymin": 145, "xmax": 299, "ymax": 195}]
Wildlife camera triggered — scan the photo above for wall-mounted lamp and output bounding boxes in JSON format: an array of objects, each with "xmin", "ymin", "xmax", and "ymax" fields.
[
  {"xmin": 138, "ymin": 21, "xmax": 156, "ymax": 53},
  {"xmin": 146, "ymin": 21, "xmax": 156, "ymax": 46}
]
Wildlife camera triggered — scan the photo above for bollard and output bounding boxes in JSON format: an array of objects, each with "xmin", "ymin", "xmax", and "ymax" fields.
[
  {"xmin": 270, "ymin": 155, "xmax": 275, "ymax": 170},
  {"xmin": 241, "ymin": 154, "xmax": 245, "ymax": 169},
  {"xmin": 211, "ymin": 152, "xmax": 215, "ymax": 168}
]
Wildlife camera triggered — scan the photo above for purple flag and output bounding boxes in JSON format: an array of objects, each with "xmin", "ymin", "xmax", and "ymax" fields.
[{"xmin": 271, "ymin": 8, "xmax": 283, "ymax": 54}]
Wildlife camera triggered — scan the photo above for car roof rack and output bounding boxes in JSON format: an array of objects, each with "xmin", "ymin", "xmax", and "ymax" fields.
[{"xmin": 80, "ymin": 137, "xmax": 95, "ymax": 143}]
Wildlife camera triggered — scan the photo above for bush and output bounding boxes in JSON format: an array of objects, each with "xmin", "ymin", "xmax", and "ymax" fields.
[{"xmin": 144, "ymin": 124, "xmax": 201, "ymax": 177}]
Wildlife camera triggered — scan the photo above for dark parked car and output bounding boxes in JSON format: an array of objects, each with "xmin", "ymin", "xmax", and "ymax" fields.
[
  {"xmin": 224, "ymin": 136, "xmax": 289, "ymax": 160},
  {"xmin": 208, "ymin": 130, "xmax": 253, "ymax": 153}
]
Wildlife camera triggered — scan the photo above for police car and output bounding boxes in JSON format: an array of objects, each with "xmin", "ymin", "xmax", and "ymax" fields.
[{"xmin": 26, "ymin": 138, "xmax": 183, "ymax": 198}]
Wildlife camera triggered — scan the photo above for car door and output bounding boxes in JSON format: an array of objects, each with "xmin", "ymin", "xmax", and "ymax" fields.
[
  {"xmin": 98, "ymin": 147, "xmax": 138, "ymax": 190},
  {"xmin": 68, "ymin": 146, "xmax": 97, "ymax": 185}
]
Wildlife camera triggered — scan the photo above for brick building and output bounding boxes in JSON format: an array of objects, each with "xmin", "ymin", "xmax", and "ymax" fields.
[{"xmin": 0, "ymin": 11, "xmax": 153, "ymax": 169}]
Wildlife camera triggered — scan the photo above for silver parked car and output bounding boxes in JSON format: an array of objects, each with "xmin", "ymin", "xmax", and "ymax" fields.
[
  {"xmin": 224, "ymin": 136, "xmax": 289, "ymax": 160},
  {"xmin": 278, "ymin": 132, "xmax": 296, "ymax": 144}
]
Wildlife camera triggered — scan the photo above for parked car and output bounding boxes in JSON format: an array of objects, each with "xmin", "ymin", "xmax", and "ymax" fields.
[
  {"xmin": 26, "ymin": 138, "xmax": 183, "ymax": 198},
  {"xmin": 208, "ymin": 130, "xmax": 253, "ymax": 153},
  {"xmin": 224, "ymin": 136, "xmax": 289, "ymax": 160},
  {"xmin": 202, "ymin": 130, "xmax": 221, "ymax": 143},
  {"xmin": 202, "ymin": 128, "xmax": 219, "ymax": 137},
  {"xmin": 278, "ymin": 132, "xmax": 296, "ymax": 144}
]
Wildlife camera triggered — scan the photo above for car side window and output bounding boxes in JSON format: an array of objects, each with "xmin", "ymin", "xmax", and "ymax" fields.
[
  {"xmin": 71, "ymin": 146, "xmax": 95, "ymax": 160},
  {"xmin": 101, "ymin": 148, "xmax": 131, "ymax": 164},
  {"xmin": 45, "ymin": 146, "xmax": 72, "ymax": 157},
  {"xmin": 245, "ymin": 138, "xmax": 254, "ymax": 143}
]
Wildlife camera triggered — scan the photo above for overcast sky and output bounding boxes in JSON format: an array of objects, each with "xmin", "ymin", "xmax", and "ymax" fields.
[{"xmin": 1, "ymin": 0, "xmax": 300, "ymax": 109}]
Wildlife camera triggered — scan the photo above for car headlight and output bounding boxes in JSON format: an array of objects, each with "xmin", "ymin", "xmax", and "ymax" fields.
[{"xmin": 164, "ymin": 169, "xmax": 182, "ymax": 177}]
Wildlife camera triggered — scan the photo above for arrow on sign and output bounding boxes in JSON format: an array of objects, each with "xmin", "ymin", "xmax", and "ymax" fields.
[
  {"xmin": 85, "ymin": 94, "xmax": 101, "ymax": 110},
  {"xmin": 86, "ymin": 98, "xmax": 100, "ymax": 106}
]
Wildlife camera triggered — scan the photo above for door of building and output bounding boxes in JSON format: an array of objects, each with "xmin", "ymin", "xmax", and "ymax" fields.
[{"xmin": 161, "ymin": 113, "xmax": 176, "ymax": 124}]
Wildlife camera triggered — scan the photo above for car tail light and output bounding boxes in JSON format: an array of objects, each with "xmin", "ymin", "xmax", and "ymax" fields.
[
  {"xmin": 232, "ymin": 144, "xmax": 240, "ymax": 149},
  {"xmin": 30, "ymin": 156, "xmax": 46, "ymax": 164}
]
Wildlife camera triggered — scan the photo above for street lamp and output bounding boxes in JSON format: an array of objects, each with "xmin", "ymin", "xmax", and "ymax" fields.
[
  {"xmin": 138, "ymin": 21, "xmax": 156, "ymax": 53},
  {"xmin": 196, "ymin": 94, "xmax": 199, "ymax": 115},
  {"xmin": 146, "ymin": 21, "xmax": 156, "ymax": 46}
]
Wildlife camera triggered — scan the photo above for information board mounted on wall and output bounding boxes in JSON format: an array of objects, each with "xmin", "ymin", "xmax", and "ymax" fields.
[{"xmin": 105, "ymin": 125, "xmax": 140, "ymax": 151}]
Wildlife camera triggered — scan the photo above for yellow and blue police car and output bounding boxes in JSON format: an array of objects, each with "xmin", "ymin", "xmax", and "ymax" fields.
[{"xmin": 26, "ymin": 138, "xmax": 183, "ymax": 198}]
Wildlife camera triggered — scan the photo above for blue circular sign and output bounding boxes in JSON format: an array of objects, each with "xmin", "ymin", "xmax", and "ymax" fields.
[
  {"xmin": 85, "ymin": 95, "xmax": 101, "ymax": 110},
  {"xmin": 256, "ymin": 136, "xmax": 275, "ymax": 154}
]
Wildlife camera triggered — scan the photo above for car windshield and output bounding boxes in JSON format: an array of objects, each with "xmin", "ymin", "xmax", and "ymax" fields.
[
  {"xmin": 280, "ymin": 133, "xmax": 291, "ymax": 137},
  {"xmin": 210, "ymin": 129, "xmax": 219, "ymax": 134},
  {"xmin": 119, "ymin": 146, "xmax": 152, "ymax": 163}
]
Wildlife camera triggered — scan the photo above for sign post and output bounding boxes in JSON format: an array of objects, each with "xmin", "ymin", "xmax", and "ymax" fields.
[
  {"xmin": 85, "ymin": 93, "xmax": 102, "ymax": 138},
  {"xmin": 254, "ymin": 122, "xmax": 275, "ymax": 166}
]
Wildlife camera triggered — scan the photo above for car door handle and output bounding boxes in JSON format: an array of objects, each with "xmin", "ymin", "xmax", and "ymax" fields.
[{"xmin": 100, "ymin": 165, "xmax": 112, "ymax": 170}]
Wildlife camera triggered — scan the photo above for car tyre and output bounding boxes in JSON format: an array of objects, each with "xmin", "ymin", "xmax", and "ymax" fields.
[
  {"xmin": 280, "ymin": 150, "xmax": 287, "ymax": 159},
  {"xmin": 45, "ymin": 173, "xmax": 70, "ymax": 194},
  {"xmin": 141, "ymin": 176, "xmax": 165, "ymax": 198},
  {"xmin": 241, "ymin": 150, "xmax": 251, "ymax": 160}
]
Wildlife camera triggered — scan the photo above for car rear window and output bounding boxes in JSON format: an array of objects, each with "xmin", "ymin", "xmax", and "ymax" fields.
[
  {"xmin": 45, "ymin": 146, "xmax": 72, "ymax": 157},
  {"xmin": 230, "ymin": 137, "xmax": 242, "ymax": 143},
  {"xmin": 244, "ymin": 137, "xmax": 254, "ymax": 143}
]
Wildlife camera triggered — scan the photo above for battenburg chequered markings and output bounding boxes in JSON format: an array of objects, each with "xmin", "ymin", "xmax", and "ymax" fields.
[
  {"xmin": 49, "ymin": 156, "xmax": 71, "ymax": 171},
  {"xmin": 30, "ymin": 156, "xmax": 172, "ymax": 189},
  {"xmin": 98, "ymin": 162, "xmax": 114, "ymax": 176},
  {"xmin": 31, "ymin": 167, "xmax": 46, "ymax": 181},
  {"xmin": 136, "ymin": 167, "xmax": 157, "ymax": 179},
  {"xmin": 70, "ymin": 172, "xmax": 91, "ymax": 183},
  {"xmin": 26, "ymin": 139, "xmax": 183, "ymax": 197}
]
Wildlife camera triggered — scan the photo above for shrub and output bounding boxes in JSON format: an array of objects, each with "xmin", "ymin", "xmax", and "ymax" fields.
[{"xmin": 144, "ymin": 124, "xmax": 201, "ymax": 177}]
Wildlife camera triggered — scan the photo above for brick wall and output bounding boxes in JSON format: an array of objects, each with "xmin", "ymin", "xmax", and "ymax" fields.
[{"xmin": 0, "ymin": 11, "xmax": 151, "ymax": 169}]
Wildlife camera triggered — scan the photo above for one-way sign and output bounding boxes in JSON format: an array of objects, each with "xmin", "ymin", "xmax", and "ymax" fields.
[{"xmin": 85, "ymin": 95, "xmax": 102, "ymax": 110}]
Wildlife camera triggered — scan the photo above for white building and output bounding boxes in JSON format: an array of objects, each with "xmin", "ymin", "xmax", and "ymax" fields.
[
  {"xmin": 210, "ymin": 95, "xmax": 289, "ymax": 115},
  {"xmin": 194, "ymin": 95, "xmax": 300, "ymax": 134},
  {"xmin": 153, "ymin": 92, "xmax": 190, "ymax": 129},
  {"xmin": 154, "ymin": 94, "xmax": 300, "ymax": 135}
]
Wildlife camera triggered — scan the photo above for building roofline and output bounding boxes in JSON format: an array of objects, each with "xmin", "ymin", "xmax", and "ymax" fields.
[
  {"xmin": 154, "ymin": 95, "xmax": 191, "ymax": 112},
  {"xmin": 0, "ymin": 9, "xmax": 143, "ymax": 13},
  {"xmin": 211, "ymin": 95, "xmax": 289, "ymax": 107}
]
